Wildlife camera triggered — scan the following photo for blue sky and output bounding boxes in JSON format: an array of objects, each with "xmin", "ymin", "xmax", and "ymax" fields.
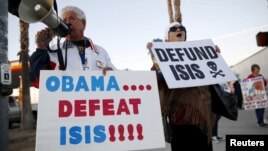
[{"xmin": 8, "ymin": 0, "xmax": 268, "ymax": 70}]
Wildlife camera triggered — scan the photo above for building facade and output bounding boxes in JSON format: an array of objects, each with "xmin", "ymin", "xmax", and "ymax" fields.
[{"xmin": 231, "ymin": 47, "xmax": 268, "ymax": 80}]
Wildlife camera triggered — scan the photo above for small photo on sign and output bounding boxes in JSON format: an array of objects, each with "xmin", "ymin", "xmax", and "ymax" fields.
[{"xmin": 240, "ymin": 76, "xmax": 268, "ymax": 110}]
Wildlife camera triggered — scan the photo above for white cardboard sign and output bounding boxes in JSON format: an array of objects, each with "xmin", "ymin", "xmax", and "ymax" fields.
[
  {"xmin": 240, "ymin": 77, "xmax": 268, "ymax": 110},
  {"xmin": 151, "ymin": 39, "xmax": 237, "ymax": 88},
  {"xmin": 36, "ymin": 71, "xmax": 165, "ymax": 151}
]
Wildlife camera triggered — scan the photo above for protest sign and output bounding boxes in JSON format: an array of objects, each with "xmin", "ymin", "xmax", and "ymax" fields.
[
  {"xmin": 151, "ymin": 39, "xmax": 237, "ymax": 88},
  {"xmin": 35, "ymin": 71, "xmax": 165, "ymax": 151},
  {"xmin": 240, "ymin": 76, "xmax": 268, "ymax": 110}
]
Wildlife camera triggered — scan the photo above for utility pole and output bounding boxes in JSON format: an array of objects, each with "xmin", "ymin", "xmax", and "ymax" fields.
[{"xmin": 0, "ymin": 0, "xmax": 9, "ymax": 150}]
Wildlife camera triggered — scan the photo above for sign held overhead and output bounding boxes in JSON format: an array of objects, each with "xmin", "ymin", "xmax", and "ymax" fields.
[{"xmin": 151, "ymin": 39, "xmax": 237, "ymax": 88}]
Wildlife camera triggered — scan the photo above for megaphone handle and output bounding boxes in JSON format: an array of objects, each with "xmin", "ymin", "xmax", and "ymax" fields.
[
  {"xmin": 56, "ymin": 38, "xmax": 67, "ymax": 70},
  {"xmin": 53, "ymin": 0, "xmax": 58, "ymax": 14}
]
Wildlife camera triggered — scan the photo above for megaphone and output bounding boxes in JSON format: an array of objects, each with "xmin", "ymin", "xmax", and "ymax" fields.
[{"xmin": 18, "ymin": 0, "xmax": 71, "ymax": 37}]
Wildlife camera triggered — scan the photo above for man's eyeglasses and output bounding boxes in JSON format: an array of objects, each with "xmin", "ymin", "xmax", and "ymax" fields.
[{"xmin": 169, "ymin": 26, "xmax": 186, "ymax": 32}]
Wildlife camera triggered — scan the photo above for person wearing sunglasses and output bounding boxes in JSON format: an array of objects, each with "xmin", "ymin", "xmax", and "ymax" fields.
[{"xmin": 147, "ymin": 22, "xmax": 214, "ymax": 151}]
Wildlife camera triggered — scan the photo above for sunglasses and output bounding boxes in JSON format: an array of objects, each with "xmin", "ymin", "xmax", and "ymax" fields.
[{"xmin": 169, "ymin": 26, "xmax": 186, "ymax": 32}]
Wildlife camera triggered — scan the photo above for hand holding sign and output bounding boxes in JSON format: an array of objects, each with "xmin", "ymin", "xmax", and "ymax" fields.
[{"xmin": 151, "ymin": 39, "xmax": 237, "ymax": 88}]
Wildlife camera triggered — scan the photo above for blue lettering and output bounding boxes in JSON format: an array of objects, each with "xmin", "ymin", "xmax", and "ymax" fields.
[
  {"xmin": 46, "ymin": 75, "xmax": 120, "ymax": 92},
  {"xmin": 91, "ymin": 76, "xmax": 104, "ymax": 91},
  {"xmin": 60, "ymin": 126, "xmax": 66, "ymax": 145},
  {"xmin": 69, "ymin": 126, "xmax": 82, "ymax": 144},
  {"xmin": 62, "ymin": 76, "xmax": 74, "ymax": 92},
  {"xmin": 85, "ymin": 126, "xmax": 91, "ymax": 144},
  {"xmin": 46, "ymin": 76, "xmax": 60, "ymax": 92},
  {"xmin": 75, "ymin": 76, "xmax": 89, "ymax": 92},
  {"xmin": 107, "ymin": 76, "xmax": 120, "ymax": 91},
  {"xmin": 94, "ymin": 125, "xmax": 106, "ymax": 143}
]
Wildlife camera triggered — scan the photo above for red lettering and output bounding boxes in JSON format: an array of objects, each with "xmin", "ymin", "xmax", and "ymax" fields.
[
  {"xmin": 59, "ymin": 100, "xmax": 72, "ymax": 117},
  {"xmin": 129, "ymin": 98, "xmax": 141, "ymax": 114},
  {"xmin": 117, "ymin": 99, "xmax": 130, "ymax": 115},
  {"xmin": 75, "ymin": 100, "xmax": 87, "ymax": 117},
  {"xmin": 89, "ymin": 99, "xmax": 100, "ymax": 116},
  {"xmin": 59, "ymin": 98, "xmax": 141, "ymax": 117},
  {"xmin": 103, "ymin": 99, "xmax": 115, "ymax": 116}
]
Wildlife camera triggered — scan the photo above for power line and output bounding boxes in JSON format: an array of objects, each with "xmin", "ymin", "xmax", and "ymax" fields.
[{"xmin": 212, "ymin": 24, "xmax": 268, "ymax": 40}]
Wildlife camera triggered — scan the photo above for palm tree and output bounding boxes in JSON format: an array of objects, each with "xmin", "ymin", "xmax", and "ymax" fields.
[
  {"xmin": 19, "ymin": 19, "xmax": 34, "ymax": 129},
  {"xmin": 167, "ymin": 0, "xmax": 182, "ymax": 23},
  {"xmin": 162, "ymin": 0, "xmax": 182, "ymax": 143},
  {"xmin": 8, "ymin": 0, "xmax": 35, "ymax": 130},
  {"xmin": 167, "ymin": 0, "xmax": 174, "ymax": 23},
  {"xmin": 174, "ymin": 0, "xmax": 182, "ymax": 23}
]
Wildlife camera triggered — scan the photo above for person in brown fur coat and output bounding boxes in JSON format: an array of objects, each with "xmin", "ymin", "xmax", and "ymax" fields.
[{"xmin": 147, "ymin": 22, "xmax": 218, "ymax": 151}]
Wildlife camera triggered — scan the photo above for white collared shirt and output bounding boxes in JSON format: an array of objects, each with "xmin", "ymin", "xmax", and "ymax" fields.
[{"xmin": 48, "ymin": 39, "xmax": 116, "ymax": 71}]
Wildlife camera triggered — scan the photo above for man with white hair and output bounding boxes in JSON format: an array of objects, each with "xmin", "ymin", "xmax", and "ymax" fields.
[{"xmin": 30, "ymin": 6, "xmax": 115, "ymax": 87}]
